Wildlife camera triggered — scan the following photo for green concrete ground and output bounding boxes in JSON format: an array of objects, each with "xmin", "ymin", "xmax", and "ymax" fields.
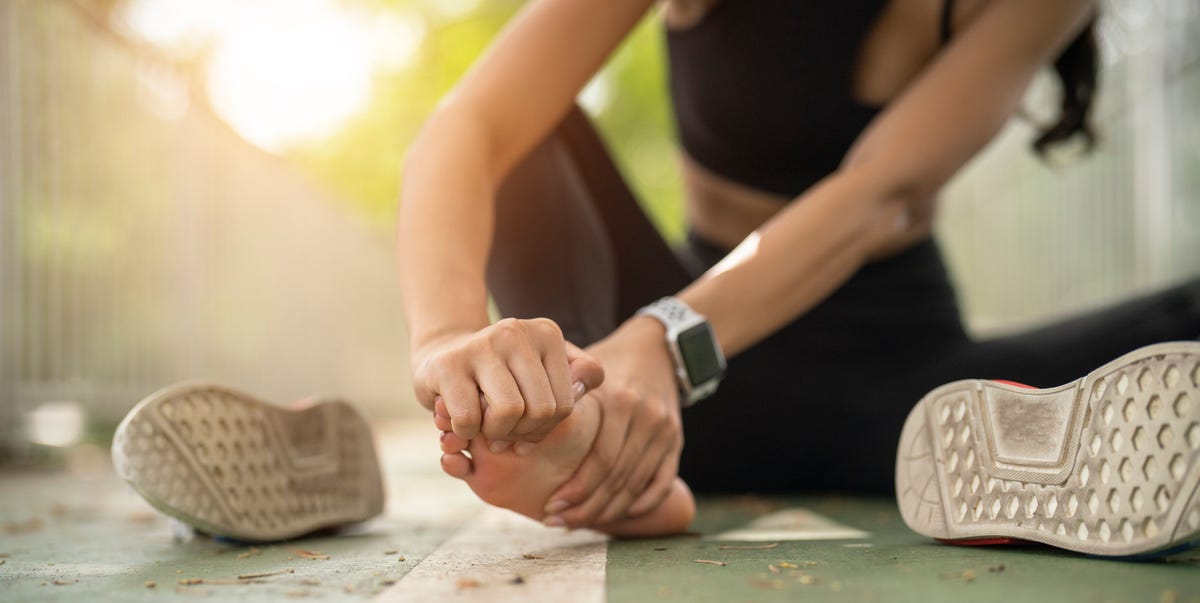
[{"xmin": 2, "ymin": 422, "xmax": 1198, "ymax": 602}]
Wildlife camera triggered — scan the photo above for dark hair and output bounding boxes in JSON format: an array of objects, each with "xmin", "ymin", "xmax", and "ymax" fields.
[{"xmin": 1033, "ymin": 18, "xmax": 1099, "ymax": 155}]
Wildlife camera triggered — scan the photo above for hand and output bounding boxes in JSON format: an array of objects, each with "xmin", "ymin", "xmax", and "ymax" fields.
[
  {"xmin": 540, "ymin": 316, "xmax": 683, "ymax": 528},
  {"xmin": 412, "ymin": 318, "xmax": 604, "ymax": 451}
]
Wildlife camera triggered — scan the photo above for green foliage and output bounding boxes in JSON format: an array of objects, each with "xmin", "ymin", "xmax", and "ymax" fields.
[{"xmin": 288, "ymin": 2, "xmax": 686, "ymax": 241}]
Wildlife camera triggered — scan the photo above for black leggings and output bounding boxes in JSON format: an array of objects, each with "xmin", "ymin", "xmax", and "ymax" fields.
[{"xmin": 486, "ymin": 108, "xmax": 1200, "ymax": 495}]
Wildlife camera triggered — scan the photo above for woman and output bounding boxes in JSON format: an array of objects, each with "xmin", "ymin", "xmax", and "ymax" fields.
[{"xmin": 398, "ymin": 0, "xmax": 1200, "ymax": 545}]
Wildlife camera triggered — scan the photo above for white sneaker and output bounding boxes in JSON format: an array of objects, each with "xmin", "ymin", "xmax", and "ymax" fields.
[
  {"xmin": 896, "ymin": 341, "xmax": 1200, "ymax": 557},
  {"xmin": 112, "ymin": 382, "xmax": 385, "ymax": 542}
]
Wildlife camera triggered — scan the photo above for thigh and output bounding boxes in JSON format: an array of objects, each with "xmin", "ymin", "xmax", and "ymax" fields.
[
  {"xmin": 487, "ymin": 107, "xmax": 691, "ymax": 346},
  {"xmin": 679, "ymin": 239, "xmax": 972, "ymax": 494}
]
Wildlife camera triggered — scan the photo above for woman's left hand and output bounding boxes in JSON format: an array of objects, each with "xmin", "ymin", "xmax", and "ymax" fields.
[{"xmin": 539, "ymin": 316, "xmax": 684, "ymax": 528}]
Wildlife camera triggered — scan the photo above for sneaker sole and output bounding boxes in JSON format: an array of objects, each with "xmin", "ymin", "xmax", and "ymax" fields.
[
  {"xmin": 111, "ymin": 382, "xmax": 385, "ymax": 542},
  {"xmin": 896, "ymin": 341, "xmax": 1200, "ymax": 557}
]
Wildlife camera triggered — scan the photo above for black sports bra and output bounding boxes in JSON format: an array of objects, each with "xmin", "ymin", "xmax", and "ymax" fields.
[{"xmin": 666, "ymin": 0, "xmax": 955, "ymax": 198}]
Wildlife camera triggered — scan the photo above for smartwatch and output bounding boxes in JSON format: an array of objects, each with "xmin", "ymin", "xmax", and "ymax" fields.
[{"xmin": 636, "ymin": 297, "xmax": 726, "ymax": 406}]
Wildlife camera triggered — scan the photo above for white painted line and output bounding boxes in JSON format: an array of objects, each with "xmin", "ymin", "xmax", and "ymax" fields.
[
  {"xmin": 710, "ymin": 508, "xmax": 870, "ymax": 542},
  {"xmin": 375, "ymin": 507, "xmax": 608, "ymax": 603}
]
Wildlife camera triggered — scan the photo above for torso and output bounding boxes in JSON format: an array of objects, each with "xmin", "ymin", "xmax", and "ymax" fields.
[{"xmin": 666, "ymin": 0, "xmax": 985, "ymax": 250}]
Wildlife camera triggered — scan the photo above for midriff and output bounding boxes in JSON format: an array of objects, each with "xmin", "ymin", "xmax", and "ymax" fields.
[{"xmin": 682, "ymin": 153, "xmax": 791, "ymax": 251}]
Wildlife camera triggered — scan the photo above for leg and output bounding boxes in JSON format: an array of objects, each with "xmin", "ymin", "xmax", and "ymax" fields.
[
  {"xmin": 932, "ymin": 278, "xmax": 1200, "ymax": 387},
  {"xmin": 486, "ymin": 106, "xmax": 691, "ymax": 345},
  {"xmin": 444, "ymin": 107, "xmax": 696, "ymax": 535}
]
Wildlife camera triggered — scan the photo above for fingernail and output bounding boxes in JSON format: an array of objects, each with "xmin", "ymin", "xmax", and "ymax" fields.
[
  {"xmin": 513, "ymin": 442, "xmax": 537, "ymax": 456},
  {"xmin": 542, "ymin": 515, "xmax": 566, "ymax": 528},
  {"xmin": 439, "ymin": 431, "xmax": 448, "ymax": 442},
  {"xmin": 544, "ymin": 499, "xmax": 570, "ymax": 514},
  {"xmin": 489, "ymin": 440, "xmax": 511, "ymax": 453},
  {"xmin": 572, "ymin": 380, "xmax": 587, "ymax": 401}
]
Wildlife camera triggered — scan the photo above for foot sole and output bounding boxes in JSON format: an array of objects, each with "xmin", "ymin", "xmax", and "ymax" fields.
[
  {"xmin": 111, "ymin": 382, "xmax": 385, "ymax": 542},
  {"xmin": 896, "ymin": 341, "xmax": 1200, "ymax": 557}
]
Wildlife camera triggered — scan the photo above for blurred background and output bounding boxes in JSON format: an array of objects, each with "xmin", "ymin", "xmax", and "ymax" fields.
[{"xmin": 0, "ymin": 0, "xmax": 1197, "ymax": 461}]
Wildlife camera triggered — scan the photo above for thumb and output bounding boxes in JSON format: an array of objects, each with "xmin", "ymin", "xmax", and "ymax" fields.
[{"xmin": 565, "ymin": 342, "xmax": 604, "ymax": 400}]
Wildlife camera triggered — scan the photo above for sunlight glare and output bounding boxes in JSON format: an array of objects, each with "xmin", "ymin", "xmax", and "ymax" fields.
[{"xmin": 206, "ymin": 3, "xmax": 375, "ymax": 153}]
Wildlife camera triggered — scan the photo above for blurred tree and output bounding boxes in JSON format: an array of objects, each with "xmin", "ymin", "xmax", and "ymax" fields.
[{"xmin": 287, "ymin": 1, "xmax": 687, "ymax": 240}]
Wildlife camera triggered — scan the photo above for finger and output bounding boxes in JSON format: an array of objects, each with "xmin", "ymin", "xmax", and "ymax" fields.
[
  {"xmin": 506, "ymin": 344, "xmax": 558, "ymax": 438},
  {"xmin": 622, "ymin": 417, "xmax": 681, "ymax": 502},
  {"xmin": 440, "ymin": 452, "xmax": 473, "ymax": 480},
  {"xmin": 589, "ymin": 428, "xmax": 663, "ymax": 526},
  {"xmin": 475, "ymin": 358, "xmax": 525, "ymax": 446},
  {"xmin": 433, "ymin": 396, "xmax": 453, "ymax": 432},
  {"xmin": 626, "ymin": 444, "xmax": 679, "ymax": 517},
  {"xmin": 606, "ymin": 433, "xmax": 675, "ymax": 521},
  {"xmin": 565, "ymin": 342, "xmax": 604, "ymax": 394},
  {"xmin": 438, "ymin": 377, "xmax": 483, "ymax": 440},
  {"xmin": 440, "ymin": 430, "xmax": 470, "ymax": 454},
  {"xmin": 558, "ymin": 401, "xmax": 664, "ymax": 527},
  {"xmin": 542, "ymin": 402, "xmax": 630, "ymax": 525},
  {"xmin": 536, "ymin": 327, "xmax": 575, "ymax": 422}
]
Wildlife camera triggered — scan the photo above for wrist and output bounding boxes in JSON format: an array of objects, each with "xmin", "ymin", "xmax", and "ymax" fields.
[
  {"xmin": 633, "ymin": 297, "xmax": 726, "ymax": 405},
  {"xmin": 409, "ymin": 324, "xmax": 483, "ymax": 372}
]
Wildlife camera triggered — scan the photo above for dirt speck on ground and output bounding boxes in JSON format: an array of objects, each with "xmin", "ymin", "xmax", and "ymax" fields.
[
  {"xmin": 456, "ymin": 578, "xmax": 481, "ymax": 589},
  {"xmin": 692, "ymin": 559, "xmax": 727, "ymax": 567}
]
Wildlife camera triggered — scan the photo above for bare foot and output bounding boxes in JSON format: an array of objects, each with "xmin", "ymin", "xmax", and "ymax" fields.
[{"xmin": 437, "ymin": 395, "xmax": 695, "ymax": 538}]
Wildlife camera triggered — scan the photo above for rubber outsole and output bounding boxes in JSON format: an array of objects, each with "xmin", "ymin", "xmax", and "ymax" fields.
[
  {"xmin": 896, "ymin": 341, "xmax": 1200, "ymax": 557},
  {"xmin": 111, "ymin": 382, "xmax": 385, "ymax": 542}
]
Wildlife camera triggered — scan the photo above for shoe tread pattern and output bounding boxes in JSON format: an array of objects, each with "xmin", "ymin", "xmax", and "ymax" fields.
[
  {"xmin": 898, "ymin": 342, "xmax": 1200, "ymax": 556},
  {"xmin": 112, "ymin": 383, "xmax": 384, "ymax": 541}
]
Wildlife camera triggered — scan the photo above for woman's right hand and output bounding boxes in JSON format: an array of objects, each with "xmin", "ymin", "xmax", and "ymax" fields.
[{"xmin": 412, "ymin": 318, "xmax": 605, "ymax": 452}]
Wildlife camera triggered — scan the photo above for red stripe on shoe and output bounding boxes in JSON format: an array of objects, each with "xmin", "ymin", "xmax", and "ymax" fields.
[
  {"xmin": 992, "ymin": 379, "xmax": 1035, "ymax": 389},
  {"xmin": 936, "ymin": 537, "xmax": 1030, "ymax": 547}
]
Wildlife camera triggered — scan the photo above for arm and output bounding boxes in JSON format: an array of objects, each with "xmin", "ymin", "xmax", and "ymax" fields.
[
  {"xmin": 547, "ymin": 0, "xmax": 1097, "ymax": 526},
  {"xmin": 398, "ymin": 0, "xmax": 654, "ymax": 439},
  {"xmin": 677, "ymin": 0, "xmax": 1097, "ymax": 357}
]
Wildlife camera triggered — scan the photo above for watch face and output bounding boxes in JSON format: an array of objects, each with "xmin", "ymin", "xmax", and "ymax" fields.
[{"xmin": 678, "ymin": 322, "xmax": 724, "ymax": 387}]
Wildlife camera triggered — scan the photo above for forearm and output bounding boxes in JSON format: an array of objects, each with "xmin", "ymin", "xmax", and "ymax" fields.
[
  {"xmin": 677, "ymin": 168, "xmax": 903, "ymax": 357},
  {"xmin": 677, "ymin": 0, "xmax": 1096, "ymax": 357},
  {"xmin": 397, "ymin": 110, "xmax": 496, "ymax": 367}
]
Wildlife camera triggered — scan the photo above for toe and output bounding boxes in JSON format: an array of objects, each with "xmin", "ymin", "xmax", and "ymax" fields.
[
  {"xmin": 440, "ymin": 431, "xmax": 470, "ymax": 454},
  {"xmin": 440, "ymin": 452, "xmax": 474, "ymax": 479}
]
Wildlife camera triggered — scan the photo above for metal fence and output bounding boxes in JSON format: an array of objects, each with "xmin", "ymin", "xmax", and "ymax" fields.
[
  {"xmin": 939, "ymin": 0, "xmax": 1200, "ymax": 333},
  {"xmin": 1, "ymin": 0, "xmax": 1198, "ymax": 456},
  {"xmin": 0, "ymin": 0, "xmax": 413, "ymax": 456}
]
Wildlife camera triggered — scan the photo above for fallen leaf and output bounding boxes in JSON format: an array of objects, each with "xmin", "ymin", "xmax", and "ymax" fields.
[
  {"xmin": 293, "ymin": 549, "xmax": 330, "ymax": 560},
  {"xmin": 178, "ymin": 578, "xmax": 204, "ymax": 585},
  {"xmin": 237, "ymin": 568, "xmax": 295, "ymax": 580},
  {"xmin": 456, "ymin": 578, "xmax": 481, "ymax": 589},
  {"xmin": 719, "ymin": 543, "xmax": 779, "ymax": 550},
  {"xmin": 384, "ymin": 550, "xmax": 398, "ymax": 555},
  {"xmin": 144, "ymin": 581, "xmax": 156, "ymax": 588}
]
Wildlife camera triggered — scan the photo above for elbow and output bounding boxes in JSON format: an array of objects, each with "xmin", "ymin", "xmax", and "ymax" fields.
[
  {"xmin": 402, "ymin": 99, "xmax": 501, "ymax": 186},
  {"xmin": 824, "ymin": 163, "xmax": 939, "ymax": 262}
]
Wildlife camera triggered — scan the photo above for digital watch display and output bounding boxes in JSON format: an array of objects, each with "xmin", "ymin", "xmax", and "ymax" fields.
[{"xmin": 636, "ymin": 297, "xmax": 726, "ymax": 405}]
